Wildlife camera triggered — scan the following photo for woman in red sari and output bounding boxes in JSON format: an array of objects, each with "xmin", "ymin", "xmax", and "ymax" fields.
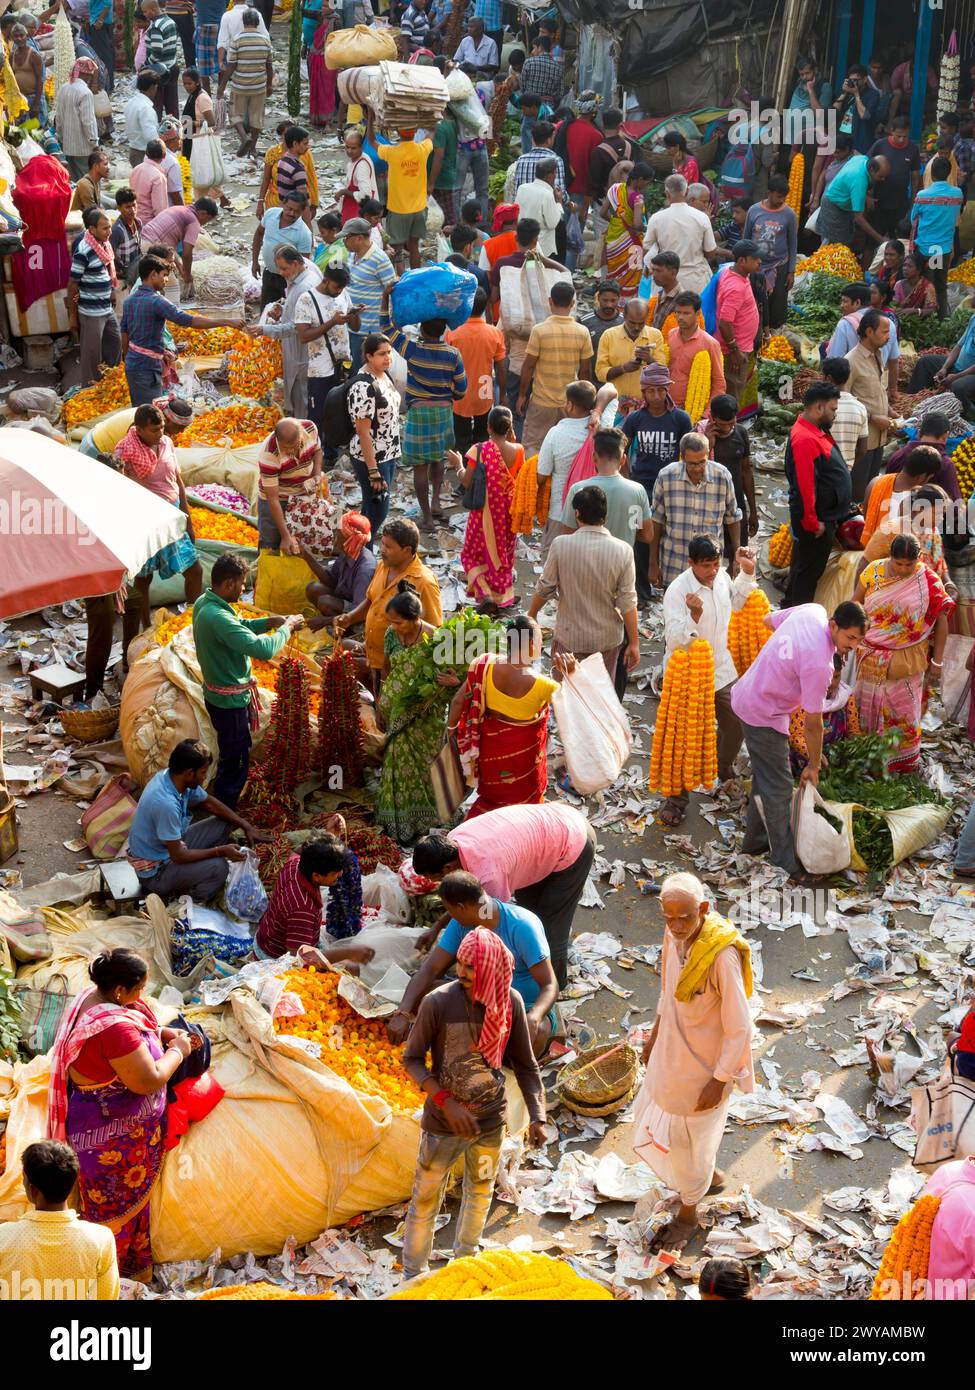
[
  {"xmin": 451, "ymin": 406, "xmax": 523, "ymax": 611},
  {"xmin": 47, "ymin": 949, "xmax": 196, "ymax": 1282},
  {"xmin": 450, "ymin": 615, "xmax": 560, "ymax": 817},
  {"xmin": 307, "ymin": 9, "xmax": 338, "ymax": 128}
]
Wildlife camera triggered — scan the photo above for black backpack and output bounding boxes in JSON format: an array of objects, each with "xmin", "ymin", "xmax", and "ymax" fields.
[{"xmin": 321, "ymin": 371, "xmax": 388, "ymax": 448}]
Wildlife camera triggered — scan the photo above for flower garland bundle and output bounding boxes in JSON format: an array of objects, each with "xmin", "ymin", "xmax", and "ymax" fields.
[
  {"xmin": 325, "ymin": 853, "xmax": 363, "ymax": 940},
  {"xmin": 786, "ymin": 153, "xmax": 804, "ymax": 218},
  {"xmin": 187, "ymin": 507, "xmax": 258, "ymax": 546},
  {"xmin": 953, "ymin": 435, "xmax": 975, "ymax": 499},
  {"xmin": 274, "ymin": 967, "xmax": 424, "ymax": 1113},
  {"xmin": 311, "ymin": 816, "xmax": 402, "ymax": 874},
  {"xmin": 170, "ymin": 325, "xmax": 249, "ymax": 355},
  {"xmin": 199, "ymin": 1282, "xmax": 334, "ymax": 1301},
  {"xmin": 510, "ymin": 456, "xmax": 551, "ymax": 535},
  {"xmin": 181, "ymin": 403, "xmax": 280, "ymax": 448},
  {"xmin": 760, "ymin": 335, "xmax": 796, "ymax": 363},
  {"xmin": 63, "ymin": 364, "xmax": 129, "ymax": 428},
  {"xmin": 227, "ymin": 336, "xmax": 283, "ymax": 397},
  {"xmin": 318, "ymin": 647, "xmax": 365, "ymax": 786},
  {"xmin": 794, "ymin": 242, "xmax": 863, "ymax": 280},
  {"xmin": 948, "ymin": 258, "xmax": 975, "ymax": 285},
  {"xmin": 768, "ymin": 522, "xmax": 794, "ymax": 568},
  {"xmin": 728, "ymin": 589, "xmax": 773, "ymax": 676},
  {"xmin": 870, "ymin": 1194, "xmax": 940, "ymax": 1300},
  {"xmin": 648, "ymin": 639, "xmax": 718, "ymax": 796},
  {"xmin": 684, "ymin": 350, "xmax": 712, "ymax": 423},
  {"xmin": 392, "ymin": 1251, "xmax": 612, "ymax": 1301},
  {"xmin": 938, "ymin": 29, "xmax": 960, "ymax": 120},
  {"xmin": 255, "ymin": 655, "xmax": 314, "ymax": 795}
]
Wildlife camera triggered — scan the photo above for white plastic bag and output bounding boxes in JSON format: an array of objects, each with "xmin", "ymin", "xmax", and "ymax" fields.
[
  {"xmin": 360, "ymin": 863, "xmax": 410, "ymax": 923},
  {"xmin": 499, "ymin": 258, "xmax": 573, "ymax": 338},
  {"xmin": 942, "ymin": 633, "xmax": 974, "ymax": 724},
  {"xmin": 190, "ymin": 133, "xmax": 226, "ymax": 191},
  {"xmin": 551, "ymin": 653, "xmax": 632, "ymax": 795},
  {"xmin": 223, "ymin": 849, "xmax": 268, "ymax": 922},
  {"xmin": 792, "ymin": 783, "xmax": 851, "ymax": 875}
]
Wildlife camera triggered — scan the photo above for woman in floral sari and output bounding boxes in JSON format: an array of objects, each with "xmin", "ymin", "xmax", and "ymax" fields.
[
  {"xmin": 451, "ymin": 615, "xmax": 560, "ymax": 817},
  {"xmin": 451, "ymin": 406, "xmax": 523, "ymax": 613},
  {"xmin": 47, "ymin": 949, "xmax": 195, "ymax": 1282},
  {"xmin": 853, "ymin": 533, "xmax": 954, "ymax": 772},
  {"xmin": 599, "ymin": 162, "xmax": 652, "ymax": 299},
  {"xmin": 375, "ymin": 583, "xmax": 460, "ymax": 842}
]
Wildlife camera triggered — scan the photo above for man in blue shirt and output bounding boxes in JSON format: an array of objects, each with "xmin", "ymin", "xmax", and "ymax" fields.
[
  {"xmin": 833, "ymin": 64, "xmax": 880, "ymax": 155},
  {"xmin": 817, "ymin": 151, "xmax": 889, "ymax": 252},
  {"xmin": 911, "ymin": 156, "xmax": 964, "ymax": 318},
  {"xmin": 128, "ymin": 739, "xmax": 268, "ymax": 902},
  {"xmin": 392, "ymin": 870, "xmax": 560, "ymax": 1056},
  {"xmin": 907, "ymin": 310, "xmax": 975, "ymax": 415}
]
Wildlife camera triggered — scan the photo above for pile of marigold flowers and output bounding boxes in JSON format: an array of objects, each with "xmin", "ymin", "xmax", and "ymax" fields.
[
  {"xmin": 649, "ymin": 639, "xmax": 718, "ymax": 797},
  {"xmin": 759, "ymin": 335, "xmax": 796, "ymax": 363},
  {"xmin": 392, "ymin": 1251, "xmax": 613, "ymax": 1301},
  {"xmin": 274, "ymin": 967, "xmax": 424, "ymax": 1115},
  {"xmin": 187, "ymin": 506, "xmax": 258, "ymax": 546},
  {"xmin": 228, "ymin": 335, "xmax": 283, "ymax": 396},
  {"xmin": 870, "ymin": 1194, "xmax": 940, "ymax": 1300},
  {"xmin": 768, "ymin": 522, "xmax": 794, "ymax": 568},
  {"xmin": 170, "ymin": 325, "xmax": 248, "ymax": 355},
  {"xmin": 63, "ymin": 364, "xmax": 129, "ymax": 428},
  {"xmin": 199, "ymin": 1282, "xmax": 334, "ymax": 1301},
  {"xmin": 953, "ymin": 435, "xmax": 975, "ymax": 498},
  {"xmin": 181, "ymin": 403, "xmax": 280, "ymax": 448},
  {"xmin": 795, "ymin": 242, "xmax": 863, "ymax": 280},
  {"xmin": 728, "ymin": 589, "xmax": 772, "ymax": 676},
  {"xmin": 948, "ymin": 258, "xmax": 975, "ymax": 284}
]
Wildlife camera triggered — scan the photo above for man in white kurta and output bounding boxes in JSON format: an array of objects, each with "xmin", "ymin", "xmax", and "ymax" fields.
[
  {"xmin": 658, "ymin": 536, "xmax": 756, "ymax": 824},
  {"xmin": 633, "ymin": 873, "xmax": 754, "ymax": 1248}
]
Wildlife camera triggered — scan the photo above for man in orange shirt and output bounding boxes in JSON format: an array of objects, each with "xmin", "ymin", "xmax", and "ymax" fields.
[
  {"xmin": 666, "ymin": 290, "xmax": 726, "ymax": 415},
  {"xmin": 445, "ymin": 287, "xmax": 507, "ymax": 452}
]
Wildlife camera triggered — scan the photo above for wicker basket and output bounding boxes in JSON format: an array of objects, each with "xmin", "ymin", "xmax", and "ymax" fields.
[
  {"xmin": 556, "ymin": 1042, "xmax": 639, "ymax": 1108},
  {"xmin": 59, "ymin": 704, "xmax": 120, "ymax": 742},
  {"xmin": 558, "ymin": 1077, "xmax": 639, "ymax": 1118}
]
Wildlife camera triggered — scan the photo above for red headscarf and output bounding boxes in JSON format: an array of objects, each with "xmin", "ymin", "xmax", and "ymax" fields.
[
  {"xmin": 492, "ymin": 202, "xmax": 519, "ymax": 234},
  {"xmin": 456, "ymin": 927, "xmax": 514, "ymax": 1070},
  {"xmin": 340, "ymin": 510, "xmax": 371, "ymax": 561}
]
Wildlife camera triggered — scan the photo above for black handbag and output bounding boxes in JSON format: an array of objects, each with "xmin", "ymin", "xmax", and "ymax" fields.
[{"xmin": 461, "ymin": 442, "xmax": 488, "ymax": 510}]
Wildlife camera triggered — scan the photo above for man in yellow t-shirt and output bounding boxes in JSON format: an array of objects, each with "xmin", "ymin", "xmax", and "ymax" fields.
[{"xmin": 375, "ymin": 124, "xmax": 433, "ymax": 269}]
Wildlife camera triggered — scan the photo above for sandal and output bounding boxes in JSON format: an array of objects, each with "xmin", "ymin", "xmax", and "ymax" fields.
[{"xmin": 656, "ymin": 801, "xmax": 686, "ymax": 827}]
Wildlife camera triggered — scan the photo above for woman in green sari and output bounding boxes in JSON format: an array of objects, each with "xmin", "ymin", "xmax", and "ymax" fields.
[{"xmin": 375, "ymin": 582, "xmax": 460, "ymax": 843}]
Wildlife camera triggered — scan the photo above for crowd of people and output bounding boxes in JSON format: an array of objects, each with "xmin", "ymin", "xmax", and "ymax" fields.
[{"xmin": 5, "ymin": 2, "xmax": 975, "ymax": 1308}]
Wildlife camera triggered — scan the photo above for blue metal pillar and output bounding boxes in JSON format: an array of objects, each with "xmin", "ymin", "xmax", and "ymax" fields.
[
  {"xmin": 859, "ymin": 0, "xmax": 877, "ymax": 64},
  {"xmin": 909, "ymin": 0, "xmax": 935, "ymax": 142},
  {"xmin": 835, "ymin": 0, "xmax": 852, "ymax": 83}
]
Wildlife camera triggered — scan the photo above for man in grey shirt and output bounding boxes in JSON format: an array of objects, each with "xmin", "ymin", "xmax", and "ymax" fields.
[
  {"xmin": 252, "ymin": 245, "xmax": 322, "ymax": 417},
  {"xmin": 743, "ymin": 175, "xmax": 798, "ymax": 328}
]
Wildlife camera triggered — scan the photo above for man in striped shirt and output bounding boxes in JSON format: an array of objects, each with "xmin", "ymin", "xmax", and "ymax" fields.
[
  {"xmin": 219, "ymin": 7, "xmax": 273, "ymax": 156},
  {"xmin": 381, "ymin": 286, "xmax": 467, "ymax": 529},
  {"xmin": 275, "ymin": 126, "xmax": 315, "ymax": 220},
  {"xmin": 399, "ymin": 0, "xmax": 431, "ymax": 50},
  {"xmin": 254, "ymin": 839, "xmax": 376, "ymax": 960},
  {"xmin": 142, "ymin": 0, "xmax": 182, "ymax": 119},
  {"xmin": 512, "ymin": 125, "xmax": 567, "ymax": 198},
  {"xmin": 68, "ymin": 208, "xmax": 122, "ymax": 386},
  {"xmin": 343, "ymin": 219, "xmax": 396, "ymax": 370}
]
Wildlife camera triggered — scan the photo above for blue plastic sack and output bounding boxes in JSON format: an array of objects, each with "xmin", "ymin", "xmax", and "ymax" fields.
[{"xmin": 390, "ymin": 262, "xmax": 479, "ymax": 330}]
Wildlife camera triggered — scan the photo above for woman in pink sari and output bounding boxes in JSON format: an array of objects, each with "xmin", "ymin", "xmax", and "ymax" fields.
[
  {"xmin": 307, "ymin": 9, "xmax": 338, "ymax": 128},
  {"xmin": 853, "ymin": 533, "xmax": 954, "ymax": 772},
  {"xmin": 451, "ymin": 406, "xmax": 523, "ymax": 611}
]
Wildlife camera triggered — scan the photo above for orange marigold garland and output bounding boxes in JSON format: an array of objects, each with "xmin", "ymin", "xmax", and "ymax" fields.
[
  {"xmin": 227, "ymin": 335, "xmax": 283, "ymax": 396},
  {"xmin": 649, "ymin": 639, "xmax": 717, "ymax": 797},
  {"xmin": 728, "ymin": 589, "xmax": 773, "ymax": 677},
  {"xmin": 870, "ymin": 1194, "xmax": 940, "ymax": 1300}
]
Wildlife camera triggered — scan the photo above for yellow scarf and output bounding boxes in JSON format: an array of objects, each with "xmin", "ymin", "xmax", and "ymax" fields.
[{"xmin": 675, "ymin": 911, "xmax": 753, "ymax": 1003}]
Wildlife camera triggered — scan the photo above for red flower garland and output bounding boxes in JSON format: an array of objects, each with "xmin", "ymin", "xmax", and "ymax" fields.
[{"xmin": 318, "ymin": 648, "xmax": 365, "ymax": 787}]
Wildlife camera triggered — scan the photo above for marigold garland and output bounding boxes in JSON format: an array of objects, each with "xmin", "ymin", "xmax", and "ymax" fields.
[
  {"xmin": 794, "ymin": 242, "xmax": 863, "ymax": 280},
  {"xmin": 869, "ymin": 1194, "xmax": 940, "ymax": 1300},
  {"xmin": 227, "ymin": 335, "xmax": 283, "ymax": 396},
  {"xmin": 728, "ymin": 589, "xmax": 773, "ymax": 676},
  {"xmin": 684, "ymin": 350, "xmax": 712, "ymax": 423},
  {"xmin": 391, "ymin": 1250, "xmax": 613, "ymax": 1301},
  {"xmin": 649, "ymin": 639, "xmax": 718, "ymax": 797},
  {"xmin": 187, "ymin": 506, "xmax": 258, "ymax": 546},
  {"xmin": 768, "ymin": 522, "xmax": 794, "ymax": 568},
  {"xmin": 952, "ymin": 435, "xmax": 975, "ymax": 499},
  {"xmin": 510, "ymin": 455, "xmax": 551, "ymax": 534},
  {"xmin": 199, "ymin": 1281, "xmax": 334, "ymax": 1300},
  {"xmin": 759, "ymin": 335, "xmax": 796, "ymax": 363},
  {"xmin": 786, "ymin": 153, "xmax": 804, "ymax": 218},
  {"xmin": 181, "ymin": 403, "xmax": 281, "ymax": 448},
  {"xmin": 63, "ymin": 364, "xmax": 129, "ymax": 428}
]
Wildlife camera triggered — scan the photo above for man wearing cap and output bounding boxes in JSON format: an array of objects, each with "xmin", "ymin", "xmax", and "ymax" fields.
[
  {"xmin": 303, "ymin": 512, "xmax": 378, "ymax": 628},
  {"xmin": 157, "ymin": 118, "xmax": 186, "ymax": 206},
  {"xmin": 344, "ymin": 217, "xmax": 397, "ymax": 373},
  {"xmin": 621, "ymin": 364, "xmax": 692, "ymax": 602}
]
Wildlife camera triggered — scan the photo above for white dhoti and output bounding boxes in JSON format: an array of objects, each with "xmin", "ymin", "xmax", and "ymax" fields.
[{"xmin": 632, "ymin": 1085, "xmax": 731, "ymax": 1205}]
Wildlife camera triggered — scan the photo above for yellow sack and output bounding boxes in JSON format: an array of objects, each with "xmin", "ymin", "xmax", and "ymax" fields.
[
  {"xmin": 813, "ymin": 549, "xmax": 861, "ymax": 616},
  {"xmin": 325, "ymin": 23, "xmax": 397, "ymax": 70},
  {"xmin": 253, "ymin": 552, "xmax": 316, "ymax": 617}
]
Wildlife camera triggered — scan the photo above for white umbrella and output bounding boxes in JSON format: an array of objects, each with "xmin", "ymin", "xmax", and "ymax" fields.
[{"xmin": 0, "ymin": 426, "xmax": 188, "ymax": 619}]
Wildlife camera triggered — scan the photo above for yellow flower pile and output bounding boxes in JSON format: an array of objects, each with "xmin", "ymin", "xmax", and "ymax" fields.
[
  {"xmin": 786, "ymin": 152, "xmax": 804, "ymax": 218},
  {"xmin": 952, "ymin": 435, "xmax": 975, "ymax": 498},
  {"xmin": 181, "ymin": 403, "xmax": 281, "ymax": 448},
  {"xmin": 199, "ymin": 1282, "xmax": 334, "ymax": 1300},
  {"xmin": 728, "ymin": 589, "xmax": 773, "ymax": 677},
  {"xmin": 795, "ymin": 242, "xmax": 863, "ymax": 280},
  {"xmin": 760, "ymin": 335, "xmax": 796, "ymax": 363},
  {"xmin": 170, "ymin": 325, "xmax": 249, "ymax": 355},
  {"xmin": 684, "ymin": 350, "xmax": 712, "ymax": 422},
  {"xmin": 870, "ymin": 1195, "xmax": 940, "ymax": 1300},
  {"xmin": 948, "ymin": 258, "xmax": 975, "ymax": 284},
  {"xmin": 188, "ymin": 506, "xmax": 258, "ymax": 546},
  {"xmin": 228, "ymin": 335, "xmax": 283, "ymax": 396},
  {"xmin": 63, "ymin": 364, "xmax": 130, "ymax": 429},
  {"xmin": 648, "ymin": 639, "xmax": 718, "ymax": 797},
  {"xmin": 274, "ymin": 967, "xmax": 425, "ymax": 1115},
  {"xmin": 768, "ymin": 522, "xmax": 794, "ymax": 568},
  {"xmin": 391, "ymin": 1251, "xmax": 613, "ymax": 1301}
]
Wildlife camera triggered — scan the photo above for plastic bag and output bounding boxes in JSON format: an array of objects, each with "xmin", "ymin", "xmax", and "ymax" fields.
[
  {"xmin": 253, "ymin": 552, "xmax": 316, "ymax": 616},
  {"xmin": 360, "ymin": 863, "xmax": 410, "ymax": 923},
  {"xmin": 910, "ymin": 1058, "xmax": 975, "ymax": 1169},
  {"xmin": 224, "ymin": 849, "xmax": 268, "ymax": 923},
  {"xmin": 5, "ymin": 386, "xmax": 61, "ymax": 422},
  {"xmin": 425, "ymin": 195, "xmax": 444, "ymax": 236},
  {"xmin": 499, "ymin": 258, "xmax": 573, "ymax": 338},
  {"xmin": 190, "ymin": 133, "xmax": 226, "ymax": 192},
  {"xmin": 286, "ymin": 492, "xmax": 334, "ymax": 562},
  {"xmin": 551, "ymin": 654, "xmax": 632, "ymax": 795},
  {"xmin": 0, "ymin": 889, "xmax": 50, "ymax": 963},
  {"xmin": 791, "ymin": 783, "xmax": 851, "ymax": 875},
  {"xmin": 390, "ymin": 261, "xmax": 477, "ymax": 331}
]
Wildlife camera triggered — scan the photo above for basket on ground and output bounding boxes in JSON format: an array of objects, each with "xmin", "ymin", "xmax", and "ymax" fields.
[
  {"xmin": 556, "ymin": 1042, "xmax": 639, "ymax": 1111},
  {"xmin": 59, "ymin": 705, "xmax": 120, "ymax": 742}
]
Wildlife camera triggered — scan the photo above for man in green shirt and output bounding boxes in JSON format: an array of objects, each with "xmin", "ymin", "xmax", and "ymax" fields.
[
  {"xmin": 429, "ymin": 113, "xmax": 459, "ymax": 228},
  {"xmin": 192, "ymin": 553, "xmax": 304, "ymax": 807}
]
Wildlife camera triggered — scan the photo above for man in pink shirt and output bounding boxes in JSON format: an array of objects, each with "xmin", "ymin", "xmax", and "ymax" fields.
[
  {"xmin": 141, "ymin": 198, "xmax": 219, "ymax": 291},
  {"xmin": 667, "ymin": 290, "xmax": 725, "ymax": 413},
  {"xmin": 731, "ymin": 600, "xmax": 867, "ymax": 878},
  {"xmin": 407, "ymin": 803, "xmax": 596, "ymax": 990},
  {"xmin": 632, "ymin": 872, "xmax": 754, "ymax": 1248},
  {"xmin": 129, "ymin": 139, "xmax": 169, "ymax": 223},
  {"xmin": 715, "ymin": 240, "xmax": 761, "ymax": 406}
]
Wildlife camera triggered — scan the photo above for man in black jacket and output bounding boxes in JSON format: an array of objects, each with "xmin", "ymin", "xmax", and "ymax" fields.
[{"xmin": 783, "ymin": 382, "xmax": 852, "ymax": 607}]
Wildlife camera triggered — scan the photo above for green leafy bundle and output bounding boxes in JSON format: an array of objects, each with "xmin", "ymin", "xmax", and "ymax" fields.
[
  {"xmin": 898, "ymin": 306, "xmax": 973, "ymax": 349},
  {"xmin": 0, "ymin": 967, "xmax": 22, "ymax": 1063}
]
